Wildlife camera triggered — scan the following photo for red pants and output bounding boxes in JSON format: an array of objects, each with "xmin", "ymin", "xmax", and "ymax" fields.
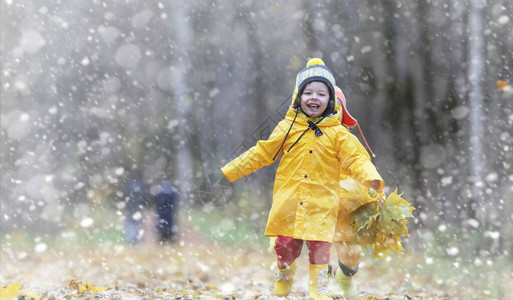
[{"xmin": 274, "ymin": 235, "xmax": 331, "ymax": 267}]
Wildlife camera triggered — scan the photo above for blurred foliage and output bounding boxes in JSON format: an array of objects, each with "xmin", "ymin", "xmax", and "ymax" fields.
[
  {"xmin": 350, "ymin": 189, "xmax": 415, "ymax": 260},
  {"xmin": 1, "ymin": 0, "xmax": 513, "ymax": 261}
]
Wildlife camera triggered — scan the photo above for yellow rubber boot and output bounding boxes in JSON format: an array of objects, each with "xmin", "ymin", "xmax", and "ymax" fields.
[
  {"xmin": 308, "ymin": 264, "xmax": 331, "ymax": 299},
  {"xmin": 335, "ymin": 269, "xmax": 358, "ymax": 299},
  {"xmin": 274, "ymin": 261, "xmax": 296, "ymax": 296}
]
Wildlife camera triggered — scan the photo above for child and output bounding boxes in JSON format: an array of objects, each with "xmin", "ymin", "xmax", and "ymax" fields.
[
  {"xmin": 332, "ymin": 86, "xmax": 381, "ymax": 299},
  {"xmin": 220, "ymin": 58, "xmax": 384, "ymax": 299}
]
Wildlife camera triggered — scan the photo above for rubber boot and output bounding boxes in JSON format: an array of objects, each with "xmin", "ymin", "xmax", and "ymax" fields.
[
  {"xmin": 274, "ymin": 261, "xmax": 296, "ymax": 296},
  {"xmin": 308, "ymin": 264, "xmax": 331, "ymax": 299},
  {"xmin": 335, "ymin": 261, "xmax": 358, "ymax": 299}
]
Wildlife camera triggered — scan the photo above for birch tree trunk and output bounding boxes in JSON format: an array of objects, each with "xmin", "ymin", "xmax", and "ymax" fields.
[
  {"xmin": 168, "ymin": 1, "xmax": 194, "ymax": 205},
  {"xmin": 467, "ymin": 0, "xmax": 485, "ymax": 214}
]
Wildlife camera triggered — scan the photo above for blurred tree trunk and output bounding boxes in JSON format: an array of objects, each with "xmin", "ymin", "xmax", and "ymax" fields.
[
  {"xmin": 410, "ymin": 1, "xmax": 438, "ymax": 231},
  {"xmin": 237, "ymin": 3, "xmax": 273, "ymax": 196},
  {"xmin": 301, "ymin": 1, "xmax": 321, "ymax": 57},
  {"xmin": 189, "ymin": 2, "xmax": 224, "ymax": 178},
  {"xmin": 326, "ymin": 1, "xmax": 359, "ymax": 77},
  {"xmin": 491, "ymin": 0, "xmax": 513, "ymax": 255},
  {"xmin": 168, "ymin": 1, "xmax": 194, "ymax": 204},
  {"xmin": 467, "ymin": 0, "xmax": 485, "ymax": 218},
  {"xmin": 188, "ymin": 1, "xmax": 226, "ymax": 179},
  {"xmin": 442, "ymin": 0, "xmax": 467, "ymax": 226}
]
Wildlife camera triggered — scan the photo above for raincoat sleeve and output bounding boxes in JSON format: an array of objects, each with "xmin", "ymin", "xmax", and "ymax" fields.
[
  {"xmin": 221, "ymin": 120, "xmax": 289, "ymax": 182},
  {"xmin": 337, "ymin": 132, "xmax": 385, "ymax": 193}
]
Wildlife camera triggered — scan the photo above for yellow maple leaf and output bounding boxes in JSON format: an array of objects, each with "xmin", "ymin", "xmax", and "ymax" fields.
[
  {"xmin": 19, "ymin": 288, "xmax": 41, "ymax": 299},
  {"xmin": 0, "ymin": 282, "xmax": 21, "ymax": 299},
  {"xmin": 67, "ymin": 279, "xmax": 79, "ymax": 290},
  {"xmin": 67, "ymin": 279, "xmax": 109, "ymax": 295},
  {"xmin": 350, "ymin": 187, "xmax": 415, "ymax": 260},
  {"xmin": 93, "ymin": 285, "xmax": 108, "ymax": 293},
  {"xmin": 496, "ymin": 80, "xmax": 508, "ymax": 91}
]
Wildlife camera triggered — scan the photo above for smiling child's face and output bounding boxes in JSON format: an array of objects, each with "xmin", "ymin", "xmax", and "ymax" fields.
[{"xmin": 300, "ymin": 81, "xmax": 329, "ymax": 117}]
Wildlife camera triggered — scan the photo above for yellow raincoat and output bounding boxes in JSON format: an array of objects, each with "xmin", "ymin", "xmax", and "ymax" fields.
[{"xmin": 221, "ymin": 105, "xmax": 384, "ymax": 242}]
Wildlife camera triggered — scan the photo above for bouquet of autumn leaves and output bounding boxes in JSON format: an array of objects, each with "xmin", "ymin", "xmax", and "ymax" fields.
[{"xmin": 340, "ymin": 178, "xmax": 415, "ymax": 260}]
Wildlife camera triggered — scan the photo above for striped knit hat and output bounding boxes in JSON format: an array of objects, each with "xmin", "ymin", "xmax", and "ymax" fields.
[{"xmin": 291, "ymin": 58, "xmax": 336, "ymax": 117}]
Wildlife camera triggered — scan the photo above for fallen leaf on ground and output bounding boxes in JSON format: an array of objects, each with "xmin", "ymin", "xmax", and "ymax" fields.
[{"xmin": 66, "ymin": 279, "xmax": 109, "ymax": 296}]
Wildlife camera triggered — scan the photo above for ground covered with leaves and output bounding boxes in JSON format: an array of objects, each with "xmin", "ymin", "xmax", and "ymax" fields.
[{"xmin": 1, "ymin": 218, "xmax": 511, "ymax": 299}]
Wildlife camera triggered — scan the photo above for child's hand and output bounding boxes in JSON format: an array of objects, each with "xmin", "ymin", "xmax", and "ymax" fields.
[
  {"xmin": 369, "ymin": 180, "xmax": 385, "ymax": 205},
  {"xmin": 198, "ymin": 170, "xmax": 234, "ymax": 207},
  {"xmin": 211, "ymin": 170, "xmax": 231, "ymax": 187},
  {"xmin": 369, "ymin": 180, "xmax": 383, "ymax": 193}
]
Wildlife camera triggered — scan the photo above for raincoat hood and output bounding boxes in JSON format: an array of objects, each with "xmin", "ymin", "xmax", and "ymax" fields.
[{"xmin": 335, "ymin": 86, "xmax": 357, "ymax": 128}]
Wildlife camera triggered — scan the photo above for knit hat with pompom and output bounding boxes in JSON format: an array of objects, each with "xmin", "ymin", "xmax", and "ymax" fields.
[{"xmin": 291, "ymin": 58, "xmax": 336, "ymax": 117}]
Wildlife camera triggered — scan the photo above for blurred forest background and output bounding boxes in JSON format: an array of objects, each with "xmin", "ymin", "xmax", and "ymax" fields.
[{"xmin": 1, "ymin": 0, "xmax": 513, "ymax": 283}]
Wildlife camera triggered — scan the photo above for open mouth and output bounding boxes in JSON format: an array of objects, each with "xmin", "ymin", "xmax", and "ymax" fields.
[{"xmin": 307, "ymin": 104, "xmax": 320, "ymax": 109}]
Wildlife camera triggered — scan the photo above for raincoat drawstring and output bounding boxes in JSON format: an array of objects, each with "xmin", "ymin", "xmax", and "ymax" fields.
[
  {"xmin": 272, "ymin": 108, "xmax": 299, "ymax": 161},
  {"xmin": 308, "ymin": 120, "xmax": 324, "ymax": 137},
  {"xmin": 356, "ymin": 123, "xmax": 376, "ymax": 158},
  {"xmin": 287, "ymin": 118, "xmax": 324, "ymax": 153}
]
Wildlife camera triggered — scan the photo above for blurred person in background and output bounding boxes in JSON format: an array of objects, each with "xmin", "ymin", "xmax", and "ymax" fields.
[
  {"xmin": 123, "ymin": 171, "xmax": 149, "ymax": 245},
  {"xmin": 153, "ymin": 179, "xmax": 179, "ymax": 243},
  {"xmin": 123, "ymin": 171, "xmax": 178, "ymax": 245}
]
